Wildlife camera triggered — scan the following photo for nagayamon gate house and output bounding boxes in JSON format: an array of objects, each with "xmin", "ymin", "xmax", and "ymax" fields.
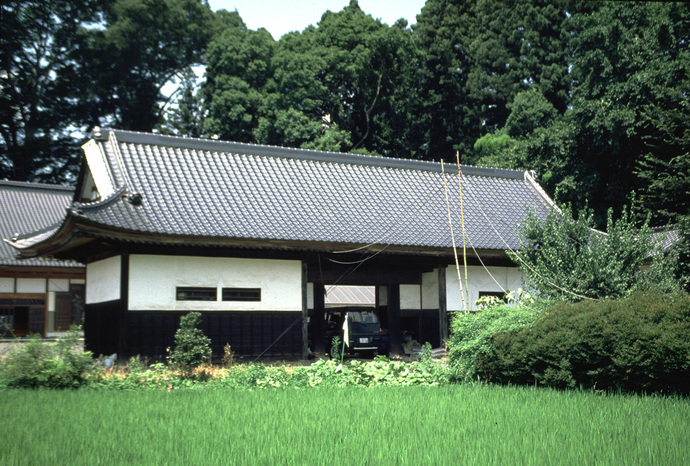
[{"xmin": 8, "ymin": 128, "xmax": 554, "ymax": 359}]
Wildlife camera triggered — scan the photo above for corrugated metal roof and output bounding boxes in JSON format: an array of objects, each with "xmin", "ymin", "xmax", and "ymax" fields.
[
  {"xmin": 65, "ymin": 129, "xmax": 555, "ymax": 251},
  {"xmin": 325, "ymin": 286, "xmax": 376, "ymax": 306},
  {"xmin": 0, "ymin": 181, "xmax": 82, "ymax": 267}
]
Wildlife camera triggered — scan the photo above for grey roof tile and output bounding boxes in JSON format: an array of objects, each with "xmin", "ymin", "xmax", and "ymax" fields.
[
  {"xmin": 16, "ymin": 129, "xmax": 557, "ymax": 253},
  {"xmin": 0, "ymin": 181, "xmax": 83, "ymax": 267}
]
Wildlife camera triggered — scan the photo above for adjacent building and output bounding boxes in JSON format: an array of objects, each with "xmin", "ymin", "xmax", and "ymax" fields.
[{"xmin": 0, "ymin": 181, "xmax": 85, "ymax": 337}]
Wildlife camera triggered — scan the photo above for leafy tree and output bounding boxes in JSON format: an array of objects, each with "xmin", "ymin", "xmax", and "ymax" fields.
[
  {"xmin": 78, "ymin": 0, "xmax": 217, "ymax": 132},
  {"xmin": 203, "ymin": 25, "xmax": 276, "ymax": 142},
  {"xmin": 538, "ymin": 2, "xmax": 687, "ymax": 226},
  {"xmin": 157, "ymin": 67, "xmax": 204, "ymax": 137},
  {"xmin": 414, "ymin": 0, "xmax": 572, "ymax": 162},
  {"xmin": 167, "ymin": 312, "xmax": 212, "ymax": 378},
  {"xmin": 510, "ymin": 206, "xmax": 681, "ymax": 301},
  {"xmin": 0, "ymin": 0, "xmax": 104, "ymax": 183}
]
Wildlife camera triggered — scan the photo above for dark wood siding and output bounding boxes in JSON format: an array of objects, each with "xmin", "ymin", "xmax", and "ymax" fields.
[
  {"xmin": 127, "ymin": 311, "xmax": 303, "ymax": 361},
  {"xmin": 84, "ymin": 300, "xmax": 122, "ymax": 357}
]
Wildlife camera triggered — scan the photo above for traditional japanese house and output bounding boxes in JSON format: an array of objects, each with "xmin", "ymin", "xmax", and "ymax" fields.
[{"xmin": 8, "ymin": 129, "xmax": 556, "ymax": 358}]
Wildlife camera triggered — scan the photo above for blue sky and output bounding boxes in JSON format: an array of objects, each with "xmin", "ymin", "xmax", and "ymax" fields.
[{"xmin": 207, "ymin": 0, "xmax": 427, "ymax": 39}]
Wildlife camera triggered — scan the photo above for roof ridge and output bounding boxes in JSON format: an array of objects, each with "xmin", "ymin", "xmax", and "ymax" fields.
[
  {"xmin": 96, "ymin": 128, "xmax": 527, "ymax": 180},
  {"xmin": 0, "ymin": 180, "xmax": 75, "ymax": 192}
]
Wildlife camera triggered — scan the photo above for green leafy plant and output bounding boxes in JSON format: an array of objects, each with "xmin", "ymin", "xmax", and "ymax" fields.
[
  {"xmin": 0, "ymin": 327, "xmax": 93, "ymax": 388},
  {"xmin": 447, "ymin": 304, "xmax": 542, "ymax": 383},
  {"xmin": 167, "ymin": 312, "xmax": 212, "ymax": 378},
  {"xmin": 330, "ymin": 336, "xmax": 345, "ymax": 363},
  {"xmin": 510, "ymin": 206, "xmax": 681, "ymax": 301}
]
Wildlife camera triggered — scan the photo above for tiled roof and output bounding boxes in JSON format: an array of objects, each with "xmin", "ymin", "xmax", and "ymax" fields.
[
  {"xmin": 13, "ymin": 129, "xmax": 557, "ymax": 255},
  {"xmin": 0, "ymin": 181, "xmax": 82, "ymax": 267},
  {"xmin": 651, "ymin": 226, "xmax": 681, "ymax": 251}
]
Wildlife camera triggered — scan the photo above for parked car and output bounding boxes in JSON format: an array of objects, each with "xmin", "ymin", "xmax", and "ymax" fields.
[{"xmin": 325, "ymin": 308, "xmax": 382, "ymax": 358}]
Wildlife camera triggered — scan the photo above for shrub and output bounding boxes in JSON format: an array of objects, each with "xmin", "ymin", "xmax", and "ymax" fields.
[
  {"xmin": 482, "ymin": 290, "xmax": 690, "ymax": 394},
  {"xmin": 0, "ymin": 327, "xmax": 93, "ymax": 388},
  {"xmin": 167, "ymin": 312, "xmax": 212, "ymax": 378},
  {"xmin": 446, "ymin": 304, "xmax": 542, "ymax": 382}
]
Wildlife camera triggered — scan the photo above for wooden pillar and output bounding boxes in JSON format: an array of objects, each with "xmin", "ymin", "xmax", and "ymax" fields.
[
  {"xmin": 387, "ymin": 284, "xmax": 401, "ymax": 356},
  {"xmin": 313, "ymin": 283, "xmax": 326, "ymax": 354},
  {"xmin": 438, "ymin": 267, "xmax": 448, "ymax": 343},
  {"xmin": 119, "ymin": 253, "xmax": 130, "ymax": 359},
  {"xmin": 301, "ymin": 262, "xmax": 309, "ymax": 360}
]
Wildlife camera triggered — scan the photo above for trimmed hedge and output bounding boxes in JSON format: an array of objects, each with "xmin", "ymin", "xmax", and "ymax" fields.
[{"xmin": 480, "ymin": 290, "xmax": 690, "ymax": 394}]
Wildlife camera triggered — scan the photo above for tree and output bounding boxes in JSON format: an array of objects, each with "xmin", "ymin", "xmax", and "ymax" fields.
[
  {"xmin": 78, "ymin": 0, "xmax": 217, "ymax": 132},
  {"xmin": 0, "ymin": 0, "xmax": 104, "ymax": 183},
  {"xmin": 413, "ymin": 0, "xmax": 572, "ymax": 162},
  {"xmin": 202, "ymin": 0, "xmax": 416, "ymax": 155},
  {"xmin": 203, "ymin": 25, "xmax": 276, "ymax": 142},
  {"xmin": 510, "ymin": 206, "xmax": 681, "ymax": 301}
]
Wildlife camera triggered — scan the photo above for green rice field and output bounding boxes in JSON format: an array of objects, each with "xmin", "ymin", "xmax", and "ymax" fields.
[{"xmin": 1, "ymin": 385, "xmax": 688, "ymax": 465}]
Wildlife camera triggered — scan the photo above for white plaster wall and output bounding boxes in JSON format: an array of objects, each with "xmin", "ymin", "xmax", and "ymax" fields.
[
  {"xmin": 400, "ymin": 284, "xmax": 421, "ymax": 310},
  {"xmin": 0, "ymin": 278, "xmax": 14, "ymax": 293},
  {"xmin": 446, "ymin": 265, "xmax": 526, "ymax": 311},
  {"xmin": 421, "ymin": 271, "xmax": 439, "ymax": 309},
  {"xmin": 48, "ymin": 279, "xmax": 70, "ymax": 292},
  {"xmin": 86, "ymin": 256, "xmax": 121, "ymax": 304},
  {"xmin": 307, "ymin": 282, "xmax": 314, "ymax": 310},
  {"xmin": 128, "ymin": 255, "xmax": 302, "ymax": 311},
  {"xmin": 71, "ymin": 279, "xmax": 85, "ymax": 285},
  {"xmin": 16, "ymin": 278, "xmax": 46, "ymax": 293}
]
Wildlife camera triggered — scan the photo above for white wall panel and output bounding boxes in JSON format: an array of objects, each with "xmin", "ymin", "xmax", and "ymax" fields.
[
  {"xmin": 86, "ymin": 256, "xmax": 121, "ymax": 304},
  {"xmin": 307, "ymin": 282, "xmax": 314, "ymax": 310},
  {"xmin": 16, "ymin": 278, "xmax": 46, "ymax": 293},
  {"xmin": 421, "ymin": 271, "xmax": 439, "ymax": 309},
  {"xmin": 0, "ymin": 278, "xmax": 14, "ymax": 293},
  {"xmin": 128, "ymin": 255, "xmax": 302, "ymax": 311},
  {"xmin": 400, "ymin": 284, "xmax": 421, "ymax": 310}
]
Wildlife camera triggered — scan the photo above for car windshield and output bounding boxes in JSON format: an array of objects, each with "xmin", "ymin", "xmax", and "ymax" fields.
[{"xmin": 347, "ymin": 310, "xmax": 379, "ymax": 334}]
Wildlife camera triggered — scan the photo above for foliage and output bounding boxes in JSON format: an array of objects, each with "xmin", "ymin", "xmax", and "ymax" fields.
[
  {"xmin": 481, "ymin": 290, "xmax": 690, "ymax": 394},
  {"xmin": 446, "ymin": 304, "xmax": 542, "ymax": 383},
  {"xmin": 329, "ymin": 336, "xmax": 344, "ymax": 363},
  {"xmin": 0, "ymin": 0, "xmax": 103, "ymax": 183},
  {"xmin": 0, "ymin": 327, "xmax": 93, "ymax": 388},
  {"xmin": 167, "ymin": 312, "xmax": 212, "ymax": 378},
  {"xmin": 510, "ymin": 205, "xmax": 682, "ymax": 301}
]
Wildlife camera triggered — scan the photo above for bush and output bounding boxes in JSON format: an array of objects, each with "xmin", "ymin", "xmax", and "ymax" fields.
[
  {"xmin": 167, "ymin": 312, "xmax": 212, "ymax": 378},
  {"xmin": 0, "ymin": 327, "xmax": 93, "ymax": 388},
  {"xmin": 481, "ymin": 290, "xmax": 690, "ymax": 394},
  {"xmin": 446, "ymin": 304, "xmax": 542, "ymax": 383}
]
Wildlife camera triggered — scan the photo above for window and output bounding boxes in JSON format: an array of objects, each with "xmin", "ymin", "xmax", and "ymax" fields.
[
  {"xmin": 222, "ymin": 288, "xmax": 261, "ymax": 302},
  {"xmin": 176, "ymin": 287, "xmax": 217, "ymax": 301}
]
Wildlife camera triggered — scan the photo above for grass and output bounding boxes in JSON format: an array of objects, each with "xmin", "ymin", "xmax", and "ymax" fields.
[{"xmin": 1, "ymin": 384, "xmax": 688, "ymax": 465}]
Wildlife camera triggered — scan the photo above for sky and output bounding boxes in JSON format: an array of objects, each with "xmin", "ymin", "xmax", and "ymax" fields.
[{"xmin": 207, "ymin": 0, "xmax": 428, "ymax": 39}]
